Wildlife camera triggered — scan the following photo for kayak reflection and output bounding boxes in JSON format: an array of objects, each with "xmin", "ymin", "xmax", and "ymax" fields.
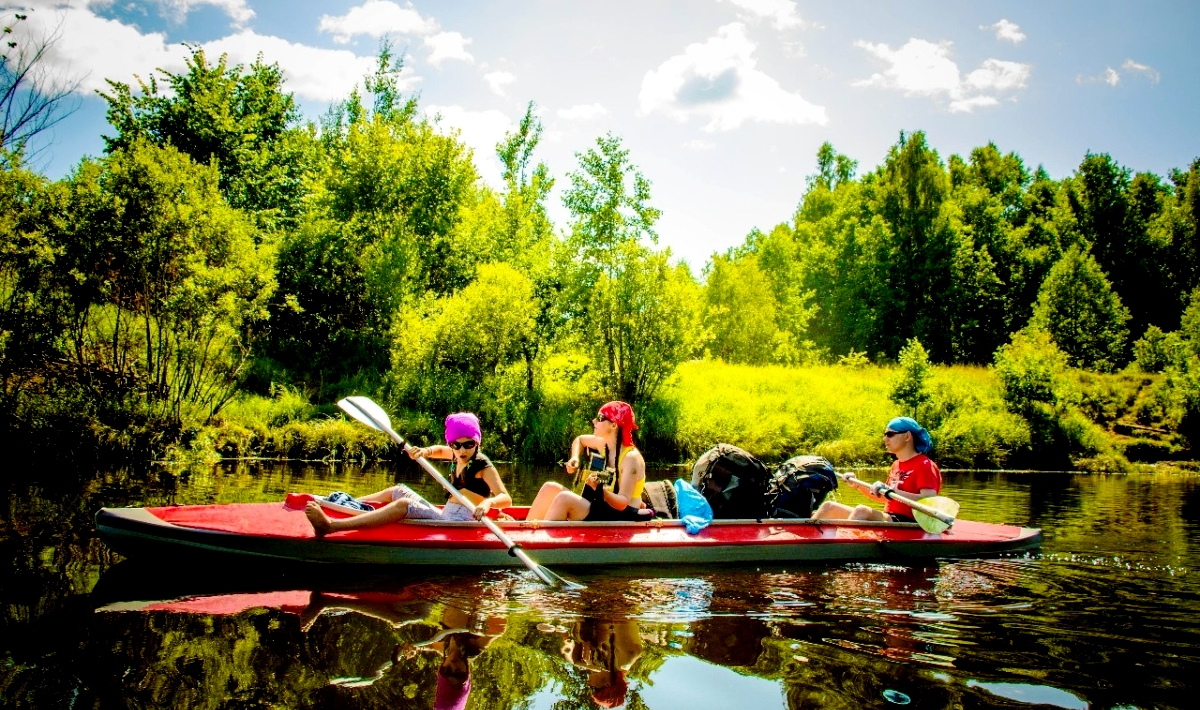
[{"xmin": 87, "ymin": 559, "xmax": 1043, "ymax": 709}]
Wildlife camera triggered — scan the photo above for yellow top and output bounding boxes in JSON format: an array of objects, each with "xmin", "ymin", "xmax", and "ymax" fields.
[{"xmin": 616, "ymin": 445, "xmax": 644, "ymax": 501}]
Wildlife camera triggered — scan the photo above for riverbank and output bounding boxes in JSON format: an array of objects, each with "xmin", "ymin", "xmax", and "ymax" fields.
[{"xmin": 158, "ymin": 361, "xmax": 1188, "ymax": 471}]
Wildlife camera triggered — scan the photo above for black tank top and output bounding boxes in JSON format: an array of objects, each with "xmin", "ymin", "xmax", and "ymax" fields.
[{"xmin": 449, "ymin": 453, "xmax": 494, "ymax": 500}]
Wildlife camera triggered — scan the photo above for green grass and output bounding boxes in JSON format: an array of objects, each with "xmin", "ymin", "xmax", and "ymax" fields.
[{"xmin": 177, "ymin": 360, "xmax": 1182, "ymax": 470}]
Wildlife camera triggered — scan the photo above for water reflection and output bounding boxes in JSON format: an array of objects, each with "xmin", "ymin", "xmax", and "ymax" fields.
[{"xmin": 2, "ymin": 462, "xmax": 1199, "ymax": 709}]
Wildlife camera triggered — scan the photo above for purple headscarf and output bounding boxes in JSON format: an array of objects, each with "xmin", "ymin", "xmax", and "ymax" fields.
[{"xmin": 445, "ymin": 412, "xmax": 482, "ymax": 444}]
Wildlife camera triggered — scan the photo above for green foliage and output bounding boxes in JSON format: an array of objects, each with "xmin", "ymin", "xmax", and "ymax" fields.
[
  {"xmin": 387, "ymin": 263, "xmax": 538, "ymax": 457},
  {"xmin": 56, "ymin": 140, "xmax": 275, "ymax": 425},
  {"xmin": 889, "ymin": 337, "xmax": 932, "ymax": 417},
  {"xmin": 562, "ymin": 134, "xmax": 700, "ymax": 402},
  {"xmin": 994, "ymin": 329, "xmax": 1117, "ymax": 466},
  {"xmin": 1029, "ymin": 245, "xmax": 1130, "ymax": 371},
  {"xmin": 100, "ymin": 46, "xmax": 314, "ymax": 233},
  {"xmin": 0, "ymin": 157, "xmax": 69, "ymax": 416},
  {"xmin": 1132, "ymin": 325, "xmax": 1188, "ymax": 373},
  {"xmin": 704, "ymin": 253, "xmax": 777, "ymax": 364},
  {"xmin": 268, "ymin": 88, "xmax": 478, "ymax": 388}
]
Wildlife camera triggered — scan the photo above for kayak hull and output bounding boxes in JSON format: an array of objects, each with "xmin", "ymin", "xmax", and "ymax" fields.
[{"xmin": 96, "ymin": 503, "xmax": 1042, "ymax": 567}]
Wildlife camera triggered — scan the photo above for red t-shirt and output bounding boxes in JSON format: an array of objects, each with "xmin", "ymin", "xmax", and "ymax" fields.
[{"xmin": 884, "ymin": 454, "xmax": 941, "ymax": 516}]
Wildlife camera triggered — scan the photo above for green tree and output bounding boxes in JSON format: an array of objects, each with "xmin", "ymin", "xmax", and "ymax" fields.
[
  {"xmin": 100, "ymin": 46, "xmax": 314, "ymax": 233},
  {"xmin": 388, "ymin": 262, "xmax": 538, "ymax": 450},
  {"xmin": 871, "ymin": 131, "xmax": 962, "ymax": 361},
  {"xmin": 1029, "ymin": 246, "xmax": 1130, "ymax": 371},
  {"xmin": 269, "ymin": 67, "xmax": 477, "ymax": 389},
  {"xmin": 562, "ymin": 133, "xmax": 699, "ymax": 402},
  {"xmin": 58, "ymin": 140, "xmax": 275, "ymax": 422},
  {"xmin": 0, "ymin": 158, "xmax": 69, "ymax": 416},
  {"xmin": 890, "ymin": 337, "xmax": 932, "ymax": 417},
  {"xmin": 704, "ymin": 252, "xmax": 778, "ymax": 364},
  {"xmin": 1067, "ymin": 153, "xmax": 1174, "ymax": 337},
  {"xmin": 563, "ymin": 132, "xmax": 660, "ymax": 273}
]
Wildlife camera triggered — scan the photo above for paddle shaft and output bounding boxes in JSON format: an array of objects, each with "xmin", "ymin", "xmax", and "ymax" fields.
[
  {"xmin": 347, "ymin": 406, "xmax": 556, "ymax": 585},
  {"xmin": 837, "ymin": 472, "xmax": 956, "ymax": 525}
]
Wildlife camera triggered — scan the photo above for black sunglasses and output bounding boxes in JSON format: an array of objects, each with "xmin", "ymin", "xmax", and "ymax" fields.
[
  {"xmin": 883, "ymin": 431, "xmax": 903, "ymax": 438},
  {"xmin": 592, "ymin": 414, "xmax": 611, "ymax": 424},
  {"xmin": 449, "ymin": 440, "xmax": 477, "ymax": 450}
]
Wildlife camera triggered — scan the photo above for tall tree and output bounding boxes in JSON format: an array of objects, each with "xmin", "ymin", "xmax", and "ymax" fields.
[
  {"xmin": 562, "ymin": 133, "xmax": 699, "ymax": 402},
  {"xmin": 57, "ymin": 140, "xmax": 275, "ymax": 421},
  {"xmin": 1029, "ymin": 245, "xmax": 1130, "ymax": 371},
  {"xmin": 100, "ymin": 46, "xmax": 313, "ymax": 233}
]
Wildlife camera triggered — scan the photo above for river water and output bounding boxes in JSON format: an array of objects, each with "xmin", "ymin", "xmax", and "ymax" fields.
[{"xmin": 1, "ymin": 461, "xmax": 1197, "ymax": 709}]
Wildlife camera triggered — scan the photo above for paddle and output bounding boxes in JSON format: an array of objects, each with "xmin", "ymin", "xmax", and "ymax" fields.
[
  {"xmin": 336, "ymin": 396, "xmax": 583, "ymax": 590},
  {"xmin": 836, "ymin": 472, "xmax": 960, "ymax": 534}
]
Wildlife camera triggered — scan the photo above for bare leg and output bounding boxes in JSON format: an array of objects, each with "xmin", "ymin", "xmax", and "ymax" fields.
[
  {"xmin": 527, "ymin": 482, "xmax": 567, "ymax": 520},
  {"xmin": 811, "ymin": 501, "xmax": 854, "ymax": 521},
  {"xmin": 305, "ymin": 498, "xmax": 411, "ymax": 537},
  {"xmin": 544, "ymin": 490, "xmax": 592, "ymax": 521},
  {"xmin": 848, "ymin": 505, "xmax": 889, "ymax": 522}
]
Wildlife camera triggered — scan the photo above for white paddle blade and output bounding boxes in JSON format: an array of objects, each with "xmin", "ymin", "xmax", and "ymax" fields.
[{"xmin": 337, "ymin": 396, "xmax": 392, "ymax": 432}]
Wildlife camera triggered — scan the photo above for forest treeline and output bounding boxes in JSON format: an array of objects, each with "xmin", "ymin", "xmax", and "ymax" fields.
[{"xmin": 1, "ymin": 48, "xmax": 1198, "ymax": 467}]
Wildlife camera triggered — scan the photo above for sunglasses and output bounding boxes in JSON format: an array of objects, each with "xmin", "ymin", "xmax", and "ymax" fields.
[
  {"xmin": 883, "ymin": 431, "xmax": 904, "ymax": 438},
  {"xmin": 592, "ymin": 414, "xmax": 612, "ymax": 424},
  {"xmin": 449, "ymin": 440, "xmax": 478, "ymax": 450}
]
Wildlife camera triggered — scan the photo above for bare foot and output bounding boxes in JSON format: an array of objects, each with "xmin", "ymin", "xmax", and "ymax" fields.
[{"xmin": 305, "ymin": 501, "xmax": 334, "ymax": 537}]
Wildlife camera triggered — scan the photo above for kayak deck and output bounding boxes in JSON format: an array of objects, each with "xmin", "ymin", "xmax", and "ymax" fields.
[{"xmin": 96, "ymin": 502, "xmax": 1042, "ymax": 567}]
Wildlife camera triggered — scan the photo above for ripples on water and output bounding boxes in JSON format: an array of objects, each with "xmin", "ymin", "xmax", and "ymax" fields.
[{"xmin": 0, "ymin": 463, "xmax": 1197, "ymax": 708}]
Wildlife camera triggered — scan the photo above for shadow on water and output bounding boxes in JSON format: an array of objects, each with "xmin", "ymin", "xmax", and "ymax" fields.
[{"xmin": 2, "ymin": 460, "xmax": 1199, "ymax": 708}]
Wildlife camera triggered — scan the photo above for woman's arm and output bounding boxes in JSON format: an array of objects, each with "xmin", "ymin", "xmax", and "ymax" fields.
[
  {"xmin": 408, "ymin": 445, "xmax": 451, "ymax": 460},
  {"xmin": 471, "ymin": 466, "xmax": 513, "ymax": 519},
  {"xmin": 565, "ymin": 434, "xmax": 606, "ymax": 473}
]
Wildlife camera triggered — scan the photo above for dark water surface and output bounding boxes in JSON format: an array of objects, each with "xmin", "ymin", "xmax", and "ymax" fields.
[{"xmin": 1, "ymin": 461, "xmax": 1197, "ymax": 709}]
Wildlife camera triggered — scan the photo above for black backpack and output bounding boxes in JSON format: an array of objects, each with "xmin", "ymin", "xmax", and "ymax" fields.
[
  {"xmin": 690, "ymin": 443, "xmax": 771, "ymax": 519},
  {"xmin": 765, "ymin": 455, "xmax": 838, "ymax": 519}
]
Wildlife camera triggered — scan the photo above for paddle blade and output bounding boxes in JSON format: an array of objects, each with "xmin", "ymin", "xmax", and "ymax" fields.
[
  {"xmin": 337, "ymin": 396, "xmax": 392, "ymax": 432},
  {"xmin": 924, "ymin": 496, "xmax": 960, "ymax": 519},
  {"xmin": 911, "ymin": 496, "xmax": 960, "ymax": 535}
]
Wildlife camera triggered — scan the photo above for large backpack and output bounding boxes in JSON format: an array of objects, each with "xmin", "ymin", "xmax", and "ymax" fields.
[
  {"xmin": 690, "ymin": 443, "xmax": 771, "ymax": 519},
  {"xmin": 765, "ymin": 455, "xmax": 838, "ymax": 519}
]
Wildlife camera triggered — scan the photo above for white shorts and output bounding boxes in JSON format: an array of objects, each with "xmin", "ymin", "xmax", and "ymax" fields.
[{"xmin": 389, "ymin": 485, "xmax": 476, "ymax": 521}]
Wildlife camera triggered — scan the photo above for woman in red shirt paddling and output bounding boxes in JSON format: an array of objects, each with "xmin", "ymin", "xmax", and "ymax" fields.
[{"xmin": 811, "ymin": 416, "xmax": 940, "ymax": 523}]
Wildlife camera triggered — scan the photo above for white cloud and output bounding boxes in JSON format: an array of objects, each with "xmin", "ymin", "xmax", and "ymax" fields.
[
  {"xmin": 640, "ymin": 23, "xmax": 826, "ymax": 131},
  {"xmin": 318, "ymin": 0, "xmax": 437, "ymax": 43},
  {"xmin": 1122, "ymin": 59, "xmax": 1160, "ymax": 84},
  {"xmin": 1077, "ymin": 60, "xmax": 1159, "ymax": 87},
  {"xmin": 557, "ymin": 103, "xmax": 608, "ymax": 120},
  {"xmin": 423, "ymin": 104, "xmax": 514, "ymax": 185},
  {"xmin": 19, "ymin": 4, "xmax": 388, "ymax": 103},
  {"xmin": 717, "ymin": 0, "xmax": 807, "ymax": 30},
  {"xmin": 29, "ymin": 5, "xmax": 189, "ymax": 95},
  {"xmin": 203, "ymin": 31, "xmax": 388, "ymax": 101},
  {"xmin": 157, "ymin": 0, "xmax": 255, "ymax": 26},
  {"xmin": 683, "ymin": 138, "xmax": 715, "ymax": 151},
  {"xmin": 483, "ymin": 70, "xmax": 515, "ymax": 95},
  {"xmin": 425, "ymin": 31, "xmax": 473, "ymax": 66},
  {"xmin": 984, "ymin": 19, "xmax": 1025, "ymax": 43},
  {"xmin": 854, "ymin": 38, "xmax": 1030, "ymax": 113}
]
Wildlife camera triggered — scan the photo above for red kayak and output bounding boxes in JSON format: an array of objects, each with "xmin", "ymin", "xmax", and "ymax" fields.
[{"xmin": 95, "ymin": 494, "xmax": 1041, "ymax": 567}]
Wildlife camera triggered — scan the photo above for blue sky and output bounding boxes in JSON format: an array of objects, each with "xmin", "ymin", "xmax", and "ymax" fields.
[{"xmin": 7, "ymin": 0, "xmax": 1199, "ymax": 268}]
